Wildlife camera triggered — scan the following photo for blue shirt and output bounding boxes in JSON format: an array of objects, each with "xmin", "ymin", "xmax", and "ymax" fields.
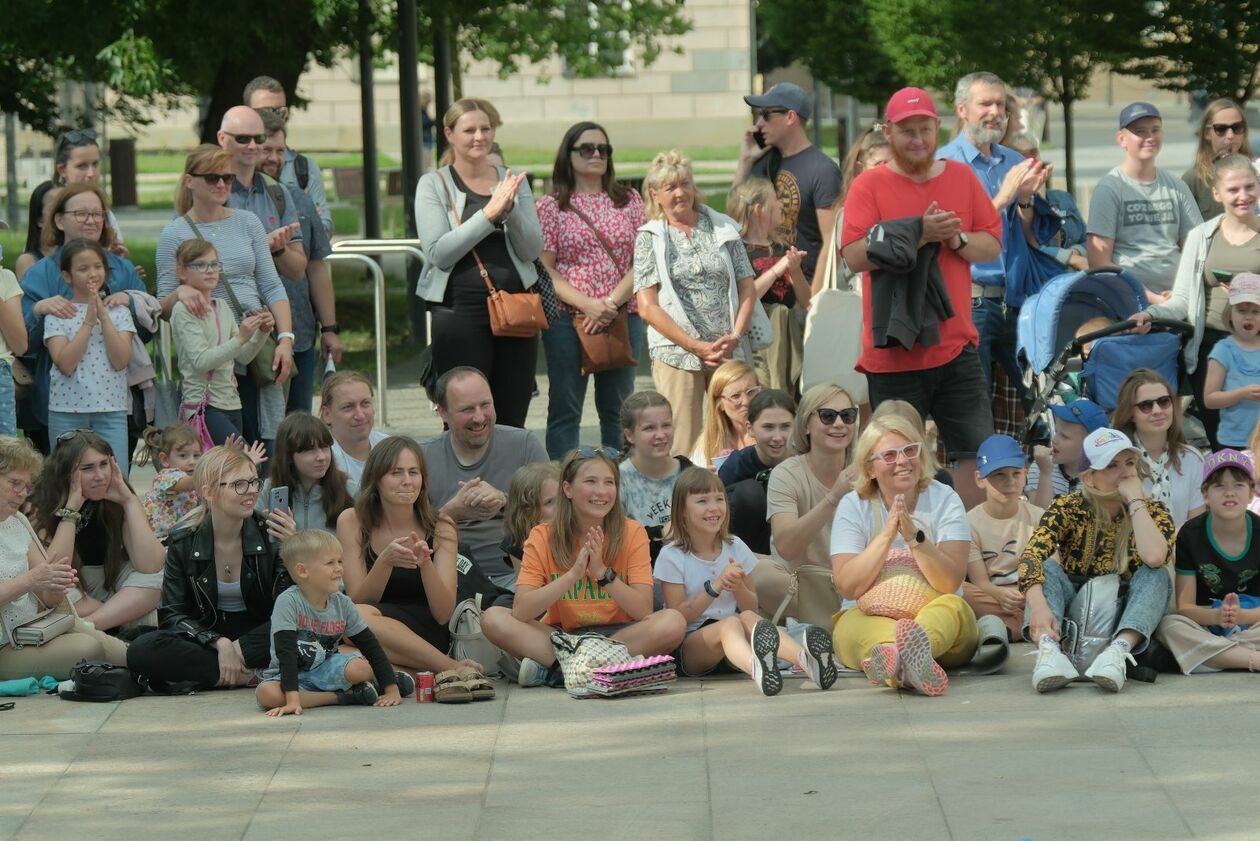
[
  {"xmin": 1208, "ymin": 337, "xmax": 1260, "ymax": 448},
  {"xmin": 229, "ymin": 170, "xmax": 303, "ymax": 244},
  {"xmin": 936, "ymin": 134, "xmax": 1021, "ymax": 288}
]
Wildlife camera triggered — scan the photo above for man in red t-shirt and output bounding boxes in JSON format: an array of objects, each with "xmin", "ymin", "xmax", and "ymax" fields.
[{"xmin": 841, "ymin": 87, "xmax": 1003, "ymax": 500}]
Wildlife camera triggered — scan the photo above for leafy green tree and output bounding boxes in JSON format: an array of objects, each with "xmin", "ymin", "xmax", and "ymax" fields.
[{"xmin": 1121, "ymin": 0, "xmax": 1260, "ymax": 105}]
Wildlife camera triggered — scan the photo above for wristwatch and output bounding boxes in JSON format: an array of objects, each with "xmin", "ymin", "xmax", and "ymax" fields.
[
  {"xmin": 950, "ymin": 233, "xmax": 969, "ymax": 252},
  {"xmin": 596, "ymin": 568, "xmax": 618, "ymax": 588},
  {"xmin": 320, "ymin": 323, "xmax": 341, "ymax": 335},
  {"xmin": 909, "ymin": 529, "xmax": 926, "ymax": 547},
  {"xmin": 703, "ymin": 579, "xmax": 721, "ymax": 598}
]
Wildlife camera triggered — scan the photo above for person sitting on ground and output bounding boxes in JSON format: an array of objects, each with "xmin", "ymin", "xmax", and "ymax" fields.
[
  {"xmin": 142, "ymin": 425, "xmax": 203, "ymax": 542},
  {"xmin": 654, "ymin": 466, "xmax": 836, "ymax": 694},
  {"xmin": 501, "ymin": 462, "xmax": 561, "ymax": 589},
  {"xmin": 1026, "ymin": 398, "xmax": 1109, "ymax": 509},
  {"xmin": 830, "ymin": 413, "xmax": 979, "ymax": 697},
  {"xmin": 256, "ymin": 529, "xmax": 411, "ymax": 716},
  {"xmin": 1019, "ymin": 428, "xmax": 1175, "ymax": 694},
  {"xmin": 694, "ymin": 360, "xmax": 761, "ymax": 471},
  {"xmin": 618, "ymin": 390, "xmax": 689, "ymax": 562},
  {"xmin": 963, "ymin": 435, "xmax": 1043, "ymax": 639},
  {"xmin": 0, "ymin": 436, "xmax": 128, "ymax": 681},
  {"xmin": 260, "ymin": 412, "xmax": 356, "ymax": 535},
  {"xmin": 320, "ymin": 371, "xmax": 387, "ymax": 485},
  {"xmin": 720, "ymin": 388, "xmax": 795, "ymax": 555},
  {"xmin": 27, "ymin": 430, "xmax": 165, "ymax": 632},
  {"xmin": 126, "ymin": 446, "xmax": 297, "ymax": 689},
  {"xmin": 1156, "ymin": 450, "xmax": 1260, "ymax": 675},
  {"xmin": 421, "ymin": 366, "xmax": 547, "ymax": 593},
  {"xmin": 480, "ymin": 448, "xmax": 687, "ymax": 687}
]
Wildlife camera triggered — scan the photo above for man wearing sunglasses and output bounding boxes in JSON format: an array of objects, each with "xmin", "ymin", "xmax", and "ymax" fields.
[
  {"xmin": 244, "ymin": 75, "xmax": 333, "ymax": 237},
  {"xmin": 1087, "ymin": 102, "xmax": 1203, "ymax": 303},
  {"xmin": 736, "ymin": 82, "xmax": 841, "ymax": 285}
]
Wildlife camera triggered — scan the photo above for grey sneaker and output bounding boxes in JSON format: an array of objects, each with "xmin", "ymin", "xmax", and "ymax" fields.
[
  {"xmin": 518, "ymin": 657, "xmax": 550, "ymax": 688},
  {"xmin": 393, "ymin": 671, "xmax": 416, "ymax": 698},
  {"xmin": 799, "ymin": 624, "xmax": 838, "ymax": 690},
  {"xmin": 336, "ymin": 681, "xmax": 379, "ymax": 706},
  {"xmin": 750, "ymin": 619, "xmax": 783, "ymax": 697}
]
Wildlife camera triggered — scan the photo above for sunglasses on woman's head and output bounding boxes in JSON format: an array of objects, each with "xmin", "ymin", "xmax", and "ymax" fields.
[
  {"xmin": 575, "ymin": 446, "xmax": 620, "ymax": 460},
  {"xmin": 193, "ymin": 172, "xmax": 235, "ymax": 186},
  {"xmin": 816, "ymin": 407, "xmax": 858, "ymax": 426},
  {"xmin": 56, "ymin": 429, "xmax": 93, "ymax": 443},
  {"xmin": 870, "ymin": 442, "xmax": 922, "ymax": 465},
  {"xmin": 571, "ymin": 143, "xmax": 613, "ymax": 159},
  {"xmin": 1135, "ymin": 395, "xmax": 1173, "ymax": 414},
  {"xmin": 1212, "ymin": 121, "xmax": 1246, "ymax": 137}
]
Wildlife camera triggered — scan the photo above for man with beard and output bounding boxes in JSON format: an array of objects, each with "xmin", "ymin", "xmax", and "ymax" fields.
[
  {"xmin": 840, "ymin": 87, "xmax": 1002, "ymax": 504},
  {"xmin": 421, "ymin": 366, "xmax": 547, "ymax": 591}
]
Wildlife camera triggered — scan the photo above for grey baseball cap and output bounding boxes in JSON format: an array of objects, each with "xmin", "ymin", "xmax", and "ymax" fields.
[
  {"xmin": 1118, "ymin": 101, "xmax": 1161, "ymax": 129},
  {"xmin": 744, "ymin": 83, "xmax": 812, "ymax": 121}
]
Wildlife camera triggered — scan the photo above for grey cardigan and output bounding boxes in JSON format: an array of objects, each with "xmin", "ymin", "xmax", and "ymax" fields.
[{"xmin": 414, "ymin": 165, "xmax": 544, "ymax": 303}]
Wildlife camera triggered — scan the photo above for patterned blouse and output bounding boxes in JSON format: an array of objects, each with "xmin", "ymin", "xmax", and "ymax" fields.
[
  {"xmin": 1016, "ymin": 491, "xmax": 1175, "ymax": 592},
  {"xmin": 536, "ymin": 190, "xmax": 647, "ymax": 314}
]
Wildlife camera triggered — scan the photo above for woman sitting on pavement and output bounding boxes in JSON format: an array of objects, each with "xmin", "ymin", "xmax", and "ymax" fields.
[
  {"xmin": 719, "ymin": 388, "xmax": 796, "ymax": 555},
  {"xmin": 0, "ymin": 436, "xmax": 128, "ymax": 680},
  {"xmin": 126, "ymin": 446, "xmax": 297, "ymax": 689},
  {"xmin": 1019, "ymin": 428, "xmax": 1175, "ymax": 694},
  {"xmin": 480, "ymin": 448, "xmax": 686, "ymax": 687},
  {"xmin": 830, "ymin": 413, "xmax": 978, "ymax": 697},
  {"xmin": 694, "ymin": 359, "xmax": 761, "ymax": 470},
  {"xmin": 259, "ymin": 412, "xmax": 357, "ymax": 534},
  {"xmin": 27, "ymin": 430, "xmax": 164, "ymax": 632}
]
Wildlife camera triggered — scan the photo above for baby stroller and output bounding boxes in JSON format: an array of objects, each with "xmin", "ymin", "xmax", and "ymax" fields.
[{"xmin": 1016, "ymin": 268, "xmax": 1194, "ymax": 444}]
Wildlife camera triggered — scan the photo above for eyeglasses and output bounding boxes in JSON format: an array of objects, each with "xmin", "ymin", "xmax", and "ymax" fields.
[
  {"xmin": 187, "ymin": 260, "xmax": 223, "ymax": 273},
  {"xmin": 62, "ymin": 210, "xmax": 106, "ymax": 223},
  {"xmin": 571, "ymin": 143, "xmax": 613, "ymax": 159},
  {"xmin": 192, "ymin": 172, "xmax": 235, "ymax": 186},
  {"xmin": 4, "ymin": 477, "xmax": 31, "ymax": 495},
  {"xmin": 575, "ymin": 446, "xmax": 620, "ymax": 460},
  {"xmin": 229, "ymin": 134, "xmax": 266, "ymax": 146},
  {"xmin": 1212, "ymin": 121, "xmax": 1246, "ymax": 137},
  {"xmin": 720, "ymin": 385, "xmax": 762, "ymax": 405},
  {"xmin": 219, "ymin": 477, "xmax": 263, "ymax": 495},
  {"xmin": 870, "ymin": 442, "xmax": 922, "ymax": 465},
  {"xmin": 255, "ymin": 105, "xmax": 289, "ymax": 120},
  {"xmin": 816, "ymin": 407, "xmax": 859, "ymax": 426},
  {"xmin": 752, "ymin": 108, "xmax": 788, "ymax": 122},
  {"xmin": 1134, "ymin": 395, "xmax": 1173, "ymax": 414}
]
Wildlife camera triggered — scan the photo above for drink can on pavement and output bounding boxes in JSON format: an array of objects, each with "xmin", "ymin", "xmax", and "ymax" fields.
[{"xmin": 415, "ymin": 671, "xmax": 434, "ymax": 702}]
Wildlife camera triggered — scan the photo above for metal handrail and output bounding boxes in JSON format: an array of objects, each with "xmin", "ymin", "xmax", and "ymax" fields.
[
  {"xmin": 324, "ymin": 253, "xmax": 389, "ymax": 424},
  {"xmin": 332, "ymin": 238, "xmax": 423, "ymax": 253}
]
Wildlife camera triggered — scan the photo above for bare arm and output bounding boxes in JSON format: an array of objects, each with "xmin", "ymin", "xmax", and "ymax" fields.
[
  {"xmin": 1173, "ymin": 573, "xmax": 1222, "ymax": 627},
  {"xmin": 0, "ymin": 296, "xmax": 27, "ymax": 356},
  {"xmin": 98, "ymin": 306, "xmax": 134, "ymax": 371},
  {"xmin": 1087, "ymin": 234, "xmax": 1115, "ymax": 268},
  {"xmin": 418, "ymin": 518, "xmax": 459, "ymax": 625},
  {"xmin": 119, "ymin": 496, "xmax": 164, "ymax": 573},
  {"xmin": 273, "ymin": 240, "xmax": 307, "ymax": 280},
  {"xmin": 338, "ymin": 510, "xmax": 392, "ymax": 604}
]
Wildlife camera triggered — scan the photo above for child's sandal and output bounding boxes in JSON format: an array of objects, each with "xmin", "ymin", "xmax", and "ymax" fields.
[
  {"xmin": 456, "ymin": 666, "xmax": 496, "ymax": 701},
  {"xmin": 433, "ymin": 669, "xmax": 473, "ymax": 703}
]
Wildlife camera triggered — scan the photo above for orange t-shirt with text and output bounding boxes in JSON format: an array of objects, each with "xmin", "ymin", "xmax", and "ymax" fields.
[{"xmin": 516, "ymin": 520, "xmax": 653, "ymax": 631}]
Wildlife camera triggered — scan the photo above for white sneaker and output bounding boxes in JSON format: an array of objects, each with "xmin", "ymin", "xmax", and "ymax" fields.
[
  {"xmin": 1084, "ymin": 644, "xmax": 1135, "ymax": 693},
  {"xmin": 518, "ymin": 657, "xmax": 549, "ymax": 688},
  {"xmin": 1031, "ymin": 638, "xmax": 1078, "ymax": 693}
]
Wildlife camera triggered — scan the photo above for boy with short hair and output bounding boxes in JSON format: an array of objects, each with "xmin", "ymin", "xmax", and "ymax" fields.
[
  {"xmin": 257, "ymin": 530, "xmax": 413, "ymax": 716},
  {"xmin": 1026, "ymin": 399, "xmax": 1109, "ymax": 509},
  {"xmin": 964, "ymin": 435, "xmax": 1045, "ymax": 638}
]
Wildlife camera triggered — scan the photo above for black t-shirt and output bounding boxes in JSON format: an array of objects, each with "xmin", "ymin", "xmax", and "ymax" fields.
[
  {"xmin": 1174, "ymin": 511, "xmax": 1260, "ymax": 605},
  {"xmin": 743, "ymin": 242, "xmax": 796, "ymax": 308},
  {"xmin": 718, "ymin": 445, "xmax": 770, "ymax": 487},
  {"xmin": 441, "ymin": 169, "xmax": 524, "ymax": 312},
  {"xmin": 751, "ymin": 146, "xmax": 842, "ymax": 277}
]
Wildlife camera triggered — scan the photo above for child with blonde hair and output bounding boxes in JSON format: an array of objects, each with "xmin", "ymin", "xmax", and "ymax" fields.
[{"xmin": 502, "ymin": 462, "xmax": 561, "ymax": 576}]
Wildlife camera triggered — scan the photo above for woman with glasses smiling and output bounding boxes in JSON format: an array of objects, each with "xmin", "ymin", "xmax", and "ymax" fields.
[
  {"xmin": 127, "ymin": 446, "xmax": 298, "ymax": 690},
  {"xmin": 1183, "ymin": 99, "xmax": 1253, "ymax": 220},
  {"xmin": 536, "ymin": 121, "xmax": 648, "ymax": 458},
  {"xmin": 694, "ymin": 359, "xmax": 761, "ymax": 470}
]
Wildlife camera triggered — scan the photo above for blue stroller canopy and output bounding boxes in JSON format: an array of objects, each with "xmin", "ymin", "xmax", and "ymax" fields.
[{"xmin": 1017, "ymin": 269, "xmax": 1148, "ymax": 372}]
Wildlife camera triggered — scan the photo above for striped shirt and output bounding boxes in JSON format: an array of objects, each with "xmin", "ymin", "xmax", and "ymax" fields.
[
  {"xmin": 156, "ymin": 210, "xmax": 288, "ymax": 315},
  {"xmin": 1024, "ymin": 461, "xmax": 1078, "ymax": 501}
]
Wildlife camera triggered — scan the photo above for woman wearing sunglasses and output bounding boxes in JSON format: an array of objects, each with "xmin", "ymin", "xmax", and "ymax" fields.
[
  {"xmin": 127, "ymin": 445, "xmax": 298, "ymax": 690},
  {"xmin": 536, "ymin": 121, "xmax": 648, "ymax": 458},
  {"xmin": 746, "ymin": 384, "xmax": 856, "ymax": 627},
  {"xmin": 1111, "ymin": 369, "xmax": 1206, "ymax": 529},
  {"xmin": 1183, "ymin": 100, "xmax": 1252, "ymax": 220},
  {"xmin": 830, "ymin": 413, "xmax": 978, "ymax": 696}
]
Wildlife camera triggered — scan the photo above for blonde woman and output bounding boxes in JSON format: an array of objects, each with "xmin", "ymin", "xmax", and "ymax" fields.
[
  {"xmin": 829, "ymin": 412, "xmax": 978, "ymax": 696},
  {"xmin": 634, "ymin": 149, "xmax": 757, "ymax": 457},
  {"xmin": 694, "ymin": 360, "xmax": 761, "ymax": 470}
]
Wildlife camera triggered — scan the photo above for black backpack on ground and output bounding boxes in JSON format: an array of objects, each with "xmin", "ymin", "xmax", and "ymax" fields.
[{"xmin": 59, "ymin": 661, "xmax": 144, "ymax": 702}]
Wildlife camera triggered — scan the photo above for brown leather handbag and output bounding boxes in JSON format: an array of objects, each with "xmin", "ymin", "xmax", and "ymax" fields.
[
  {"xmin": 440, "ymin": 176, "xmax": 547, "ymax": 338},
  {"xmin": 566, "ymin": 202, "xmax": 637, "ymax": 374}
]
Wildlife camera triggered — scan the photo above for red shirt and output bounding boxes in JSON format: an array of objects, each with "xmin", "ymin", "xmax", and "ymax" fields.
[{"xmin": 841, "ymin": 161, "xmax": 1001, "ymax": 374}]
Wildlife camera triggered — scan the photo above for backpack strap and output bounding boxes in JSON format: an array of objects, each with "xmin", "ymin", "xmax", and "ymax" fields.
[
  {"xmin": 260, "ymin": 173, "xmax": 287, "ymax": 218},
  {"xmin": 293, "ymin": 153, "xmax": 310, "ymax": 191}
]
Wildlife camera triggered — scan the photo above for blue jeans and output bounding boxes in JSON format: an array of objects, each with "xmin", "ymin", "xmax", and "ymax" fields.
[
  {"xmin": 972, "ymin": 296, "xmax": 1028, "ymax": 408},
  {"xmin": 1024, "ymin": 560, "xmax": 1171, "ymax": 653},
  {"xmin": 0, "ymin": 361, "xmax": 15, "ymax": 436},
  {"xmin": 286, "ymin": 347, "xmax": 316, "ymax": 415},
  {"xmin": 541, "ymin": 311, "xmax": 645, "ymax": 459},
  {"xmin": 260, "ymin": 651, "xmax": 363, "ymax": 692},
  {"xmin": 48, "ymin": 409, "xmax": 130, "ymax": 478},
  {"xmin": 204, "ymin": 406, "xmax": 244, "ymax": 445}
]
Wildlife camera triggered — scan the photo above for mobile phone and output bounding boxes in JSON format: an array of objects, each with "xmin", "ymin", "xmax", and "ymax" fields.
[
  {"xmin": 1211, "ymin": 269, "xmax": 1233, "ymax": 283},
  {"xmin": 753, "ymin": 129, "xmax": 766, "ymax": 149},
  {"xmin": 269, "ymin": 485, "xmax": 290, "ymax": 514}
]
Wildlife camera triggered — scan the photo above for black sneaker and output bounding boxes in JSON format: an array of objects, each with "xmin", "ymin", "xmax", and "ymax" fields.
[
  {"xmin": 393, "ymin": 671, "xmax": 416, "ymax": 698},
  {"xmin": 336, "ymin": 681, "xmax": 379, "ymax": 706}
]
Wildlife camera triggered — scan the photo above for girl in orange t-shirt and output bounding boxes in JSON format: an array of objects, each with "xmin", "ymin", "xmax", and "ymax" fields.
[{"xmin": 480, "ymin": 449, "xmax": 686, "ymax": 685}]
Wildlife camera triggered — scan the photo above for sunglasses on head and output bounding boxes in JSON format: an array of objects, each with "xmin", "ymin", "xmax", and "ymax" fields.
[
  {"xmin": 816, "ymin": 407, "xmax": 858, "ymax": 426},
  {"xmin": 56, "ymin": 128, "xmax": 97, "ymax": 152},
  {"xmin": 871, "ymin": 442, "xmax": 922, "ymax": 465},
  {"xmin": 229, "ymin": 134, "xmax": 266, "ymax": 146},
  {"xmin": 1212, "ymin": 121, "xmax": 1246, "ymax": 137},
  {"xmin": 192, "ymin": 172, "xmax": 235, "ymax": 186},
  {"xmin": 56, "ymin": 429, "xmax": 94, "ymax": 443},
  {"xmin": 575, "ymin": 446, "xmax": 620, "ymax": 460},
  {"xmin": 571, "ymin": 143, "xmax": 613, "ymax": 159},
  {"xmin": 1135, "ymin": 395, "xmax": 1173, "ymax": 414}
]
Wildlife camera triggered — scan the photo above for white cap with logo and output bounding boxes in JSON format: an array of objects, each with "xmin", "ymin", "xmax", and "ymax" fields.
[{"xmin": 1081, "ymin": 427, "xmax": 1141, "ymax": 471}]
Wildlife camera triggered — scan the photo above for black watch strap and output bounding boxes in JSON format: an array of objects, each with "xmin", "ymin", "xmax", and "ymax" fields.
[
  {"xmin": 597, "ymin": 568, "xmax": 617, "ymax": 587},
  {"xmin": 320, "ymin": 323, "xmax": 340, "ymax": 334}
]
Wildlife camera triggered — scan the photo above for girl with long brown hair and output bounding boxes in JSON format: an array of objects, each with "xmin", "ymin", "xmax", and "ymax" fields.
[{"xmin": 1183, "ymin": 98, "xmax": 1253, "ymax": 219}]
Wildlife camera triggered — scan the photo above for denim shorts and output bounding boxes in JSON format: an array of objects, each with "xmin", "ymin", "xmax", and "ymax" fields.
[{"xmin": 261, "ymin": 651, "xmax": 362, "ymax": 692}]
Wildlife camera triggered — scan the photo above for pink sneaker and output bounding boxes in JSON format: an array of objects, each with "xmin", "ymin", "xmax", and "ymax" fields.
[
  {"xmin": 862, "ymin": 643, "xmax": 900, "ymax": 687},
  {"xmin": 894, "ymin": 619, "xmax": 948, "ymax": 696}
]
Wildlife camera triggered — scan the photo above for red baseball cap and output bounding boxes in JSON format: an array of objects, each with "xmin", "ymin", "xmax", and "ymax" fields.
[{"xmin": 885, "ymin": 87, "xmax": 939, "ymax": 123}]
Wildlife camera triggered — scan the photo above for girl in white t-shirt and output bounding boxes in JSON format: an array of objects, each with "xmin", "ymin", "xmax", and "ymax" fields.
[
  {"xmin": 654, "ymin": 467, "xmax": 836, "ymax": 695},
  {"xmin": 44, "ymin": 240, "xmax": 134, "ymax": 476}
]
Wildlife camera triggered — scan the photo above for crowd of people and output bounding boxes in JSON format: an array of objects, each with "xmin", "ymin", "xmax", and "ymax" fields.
[{"xmin": 2, "ymin": 70, "xmax": 1260, "ymax": 711}]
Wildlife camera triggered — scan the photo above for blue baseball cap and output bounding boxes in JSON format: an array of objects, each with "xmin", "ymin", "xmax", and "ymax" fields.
[
  {"xmin": 976, "ymin": 434, "xmax": 1027, "ymax": 478},
  {"xmin": 744, "ymin": 83, "xmax": 813, "ymax": 121},
  {"xmin": 1119, "ymin": 101, "xmax": 1161, "ymax": 129},
  {"xmin": 1049, "ymin": 399, "xmax": 1108, "ymax": 433}
]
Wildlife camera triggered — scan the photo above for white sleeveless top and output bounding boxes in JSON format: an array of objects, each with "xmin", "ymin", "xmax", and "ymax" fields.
[{"xmin": 0, "ymin": 513, "xmax": 42, "ymax": 646}]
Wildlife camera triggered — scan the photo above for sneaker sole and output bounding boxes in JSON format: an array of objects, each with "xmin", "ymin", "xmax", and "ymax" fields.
[
  {"xmin": 1084, "ymin": 668, "xmax": 1123, "ymax": 693},
  {"xmin": 802, "ymin": 625, "xmax": 838, "ymax": 690},
  {"xmin": 394, "ymin": 671, "xmax": 416, "ymax": 698},
  {"xmin": 895, "ymin": 619, "xmax": 948, "ymax": 697},
  {"xmin": 862, "ymin": 643, "xmax": 899, "ymax": 687},
  {"xmin": 751, "ymin": 620, "xmax": 782, "ymax": 696},
  {"xmin": 1034, "ymin": 673, "xmax": 1075, "ymax": 694}
]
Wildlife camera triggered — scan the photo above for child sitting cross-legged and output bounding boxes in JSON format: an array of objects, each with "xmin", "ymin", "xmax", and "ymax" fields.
[
  {"xmin": 654, "ymin": 467, "xmax": 837, "ymax": 695},
  {"xmin": 256, "ymin": 529, "xmax": 415, "ymax": 716}
]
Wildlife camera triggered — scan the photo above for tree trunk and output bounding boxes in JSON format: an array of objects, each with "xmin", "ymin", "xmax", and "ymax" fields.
[
  {"xmin": 1062, "ymin": 95, "xmax": 1075, "ymax": 197},
  {"xmin": 197, "ymin": 25, "xmax": 316, "ymax": 144}
]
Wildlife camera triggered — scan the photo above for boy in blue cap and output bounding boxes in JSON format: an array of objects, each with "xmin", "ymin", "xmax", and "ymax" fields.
[
  {"xmin": 964, "ymin": 434, "xmax": 1045, "ymax": 638},
  {"xmin": 1026, "ymin": 398, "xmax": 1109, "ymax": 508}
]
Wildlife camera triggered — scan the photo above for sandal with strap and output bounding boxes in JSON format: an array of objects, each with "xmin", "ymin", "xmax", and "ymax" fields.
[
  {"xmin": 456, "ymin": 666, "xmax": 496, "ymax": 701},
  {"xmin": 433, "ymin": 669, "xmax": 473, "ymax": 703}
]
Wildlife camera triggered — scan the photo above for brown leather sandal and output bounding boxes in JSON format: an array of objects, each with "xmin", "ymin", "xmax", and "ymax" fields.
[
  {"xmin": 456, "ymin": 666, "xmax": 496, "ymax": 701},
  {"xmin": 433, "ymin": 669, "xmax": 472, "ymax": 703}
]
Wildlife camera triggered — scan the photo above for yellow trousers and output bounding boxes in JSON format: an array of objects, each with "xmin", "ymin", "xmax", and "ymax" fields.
[{"xmin": 833, "ymin": 594, "xmax": 979, "ymax": 672}]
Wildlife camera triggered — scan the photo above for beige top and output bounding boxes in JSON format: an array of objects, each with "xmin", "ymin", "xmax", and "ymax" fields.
[
  {"xmin": 967, "ymin": 499, "xmax": 1045, "ymax": 584},
  {"xmin": 766, "ymin": 454, "xmax": 833, "ymax": 570},
  {"xmin": 172, "ymin": 298, "xmax": 268, "ymax": 410}
]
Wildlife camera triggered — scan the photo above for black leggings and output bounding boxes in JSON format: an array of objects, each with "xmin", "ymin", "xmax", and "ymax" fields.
[
  {"xmin": 1190, "ymin": 327, "xmax": 1228, "ymax": 450},
  {"xmin": 429, "ymin": 305, "xmax": 538, "ymax": 428},
  {"xmin": 127, "ymin": 622, "xmax": 272, "ymax": 690}
]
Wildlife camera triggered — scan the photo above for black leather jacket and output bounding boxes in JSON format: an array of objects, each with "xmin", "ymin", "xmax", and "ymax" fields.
[{"xmin": 159, "ymin": 512, "xmax": 292, "ymax": 647}]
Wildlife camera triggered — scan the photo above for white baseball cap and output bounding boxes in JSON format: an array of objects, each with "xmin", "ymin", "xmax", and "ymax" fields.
[{"xmin": 1081, "ymin": 427, "xmax": 1141, "ymax": 471}]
